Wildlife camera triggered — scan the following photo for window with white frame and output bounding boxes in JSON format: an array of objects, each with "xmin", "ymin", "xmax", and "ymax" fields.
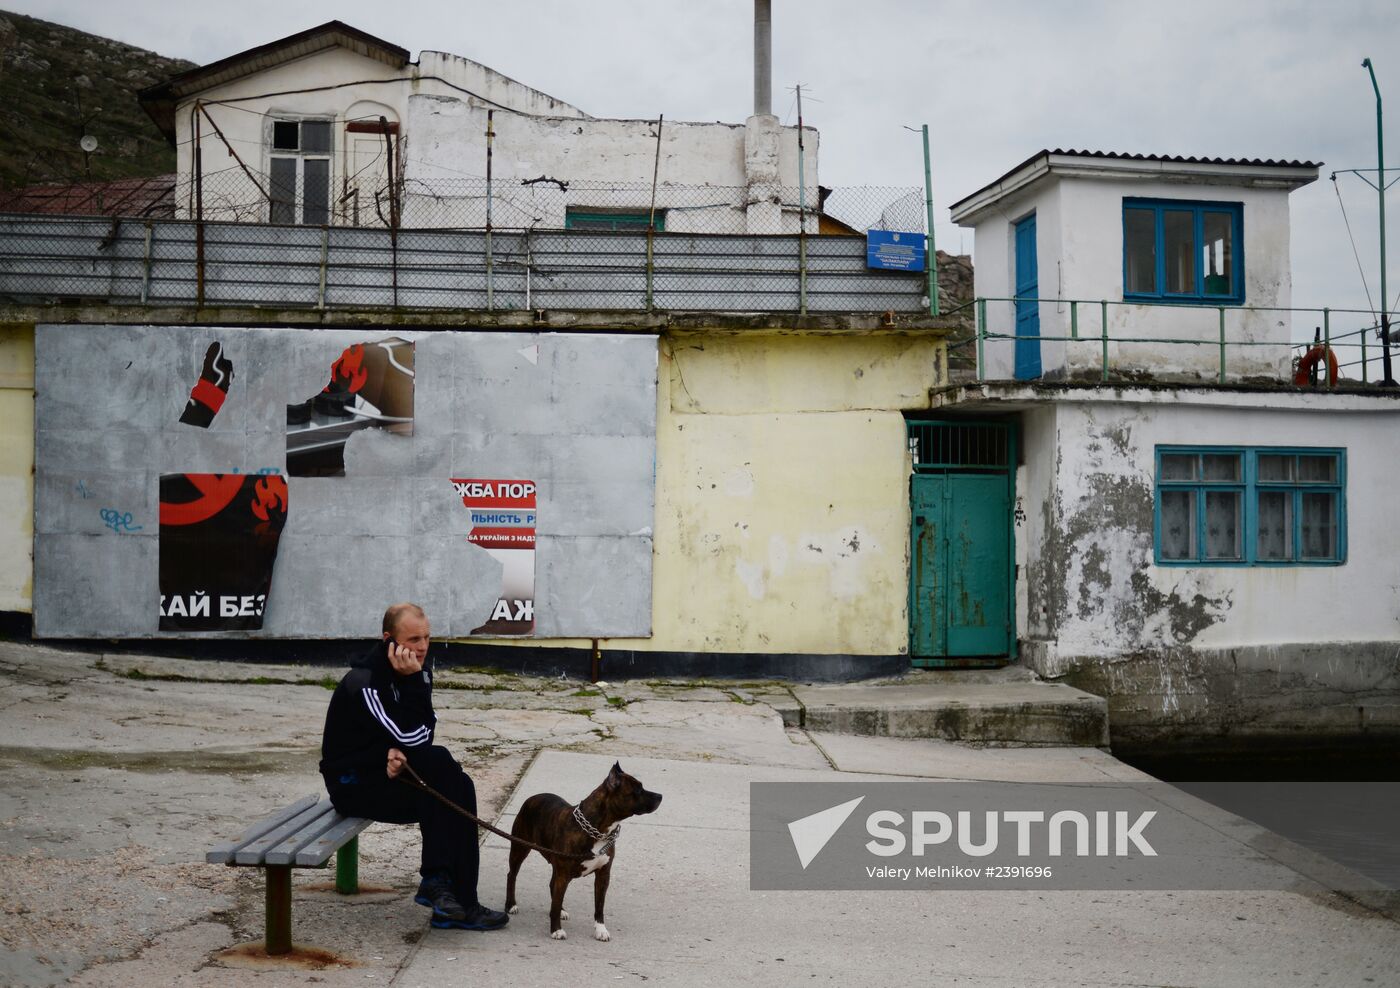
[
  {"xmin": 269, "ymin": 119, "xmax": 332, "ymax": 225},
  {"xmin": 1124, "ymin": 199, "xmax": 1243, "ymax": 304},
  {"xmin": 1154, "ymin": 446, "xmax": 1345, "ymax": 565}
]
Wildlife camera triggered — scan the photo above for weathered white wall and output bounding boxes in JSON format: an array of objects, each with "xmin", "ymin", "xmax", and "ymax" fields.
[
  {"xmin": 1014, "ymin": 403, "xmax": 1058, "ymax": 642},
  {"xmin": 175, "ymin": 49, "xmax": 406, "ymax": 224},
  {"xmin": 970, "ymin": 179, "xmax": 1065, "ymax": 381},
  {"xmin": 170, "ymin": 43, "xmax": 817, "ymax": 234},
  {"xmin": 1015, "ymin": 390, "xmax": 1400, "ymax": 676},
  {"xmin": 170, "ymin": 45, "xmax": 588, "ymax": 224},
  {"xmin": 418, "ymin": 50, "xmax": 586, "ymax": 119},
  {"xmin": 966, "ymin": 176, "xmax": 1295, "ymax": 382},
  {"xmin": 404, "ymin": 96, "xmax": 819, "ymax": 233}
]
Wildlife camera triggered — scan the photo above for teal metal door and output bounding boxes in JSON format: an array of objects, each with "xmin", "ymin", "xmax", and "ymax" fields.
[{"xmin": 907, "ymin": 420, "xmax": 1014, "ymax": 665}]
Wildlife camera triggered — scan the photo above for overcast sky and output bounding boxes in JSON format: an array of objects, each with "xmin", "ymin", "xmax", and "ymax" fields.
[{"xmin": 9, "ymin": 0, "xmax": 1400, "ymax": 338}]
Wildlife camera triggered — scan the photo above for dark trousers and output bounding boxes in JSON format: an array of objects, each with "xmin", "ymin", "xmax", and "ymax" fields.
[{"xmin": 327, "ymin": 745, "xmax": 481, "ymax": 906}]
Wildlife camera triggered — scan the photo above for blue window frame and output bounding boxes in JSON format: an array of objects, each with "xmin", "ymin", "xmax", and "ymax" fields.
[
  {"xmin": 1154, "ymin": 447, "xmax": 1346, "ymax": 566},
  {"xmin": 1123, "ymin": 199, "xmax": 1244, "ymax": 304}
]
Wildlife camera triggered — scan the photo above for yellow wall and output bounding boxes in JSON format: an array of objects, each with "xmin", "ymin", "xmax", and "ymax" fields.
[
  {"xmin": 641, "ymin": 331, "xmax": 941, "ymax": 654},
  {"xmin": 0, "ymin": 324, "xmax": 34, "ymax": 612}
]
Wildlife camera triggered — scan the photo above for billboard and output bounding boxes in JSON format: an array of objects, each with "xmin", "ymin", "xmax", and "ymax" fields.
[{"xmin": 33, "ymin": 325, "xmax": 657, "ymax": 639}]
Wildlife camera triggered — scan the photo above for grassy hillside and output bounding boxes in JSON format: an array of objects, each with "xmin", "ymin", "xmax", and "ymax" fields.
[{"xmin": 0, "ymin": 10, "xmax": 194, "ymax": 189}]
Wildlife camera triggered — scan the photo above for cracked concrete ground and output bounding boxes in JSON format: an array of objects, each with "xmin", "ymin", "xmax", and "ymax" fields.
[
  {"xmin": 0, "ymin": 640, "xmax": 820, "ymax": 987},
  {"xmin": 2, "ymin": 639, "xmax": 1398, "ymax": 987}
]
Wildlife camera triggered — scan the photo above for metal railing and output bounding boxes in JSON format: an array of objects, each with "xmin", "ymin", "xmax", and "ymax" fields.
[
  {"xmin": 968, "ymin": 295, "xmax": 1397, "ymax": 388},
  {"xmin": 0, "ymin": 213, "xmax": 928, "ymax": 315}
]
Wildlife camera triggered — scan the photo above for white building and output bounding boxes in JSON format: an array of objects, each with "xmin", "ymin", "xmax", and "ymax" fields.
[
  {"xmin": 936, "ymin": 150, "xmax": 1400, "ymax": 746},
  {"xmin": 139, "ymin": 20, "xmax": 818, "ymax": 233},
  {"xmin": 950, "ymin": 150, "xmax": 1318, "ymax": 382}
]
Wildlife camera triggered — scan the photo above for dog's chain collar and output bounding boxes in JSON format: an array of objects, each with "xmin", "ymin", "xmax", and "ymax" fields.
[{"xmin": 572, "ymin": 804, "xmax": 620, "ymax": 848}]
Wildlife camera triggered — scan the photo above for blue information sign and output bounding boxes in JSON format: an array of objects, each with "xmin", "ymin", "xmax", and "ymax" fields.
[{"xmin": 866, "ymin": 230, "xmax": 926, "ymax": 272}]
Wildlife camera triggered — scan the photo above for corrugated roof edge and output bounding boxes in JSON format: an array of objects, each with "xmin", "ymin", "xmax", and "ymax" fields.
[
  {"xmin": 949, "ymin": 149, "xmax": 1323, "ymax": 214},
  {"xmin": 1045, "ymin": 149, "xmax": 1322, "ymax": 169}
]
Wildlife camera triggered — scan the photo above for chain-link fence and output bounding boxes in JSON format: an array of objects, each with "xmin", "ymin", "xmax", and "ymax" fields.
[
  {"xmin": 0, "ymin": 212, "xmax": 931, "ymax": 314},
  {"xmin": 0, "ymin": 165, "xmax": 926, "ymax": 235},
  {"xmin": 0, "ymin": 166, "xmax": 935, "ymax": 314},
  {"xmin": 172, "ymin": 166, "xmax": 925, "ymax": 237}
]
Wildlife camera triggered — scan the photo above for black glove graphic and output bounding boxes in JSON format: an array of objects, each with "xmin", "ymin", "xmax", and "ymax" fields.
[{"xmin": 179, "ymin": 341, "xmax": 234, "ymax": 428}]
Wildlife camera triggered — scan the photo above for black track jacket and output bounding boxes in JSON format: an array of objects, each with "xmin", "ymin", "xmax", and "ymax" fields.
[{"xmin": 319, "ymin": 641, "xmax": 437, "ymax": 787}]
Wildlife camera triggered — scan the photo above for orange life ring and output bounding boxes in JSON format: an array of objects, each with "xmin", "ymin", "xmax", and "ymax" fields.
[{"xmin": 1294, "ymin": 345, "xmax": 1338, "ymax": 388}]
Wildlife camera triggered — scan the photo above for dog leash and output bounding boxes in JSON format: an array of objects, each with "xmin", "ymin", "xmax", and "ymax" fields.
[{"xmin": 396, "ymin": 762, "xmax": 615, "ymax": 861}]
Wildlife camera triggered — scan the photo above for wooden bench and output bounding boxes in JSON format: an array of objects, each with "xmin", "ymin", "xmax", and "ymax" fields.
[{"xmin": 206, "ymin": 794, "xmax": 373, "ymax": 955}]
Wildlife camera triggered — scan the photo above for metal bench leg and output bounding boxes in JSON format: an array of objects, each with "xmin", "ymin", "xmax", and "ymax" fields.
[
  {"xmin": 335, "ymin": 836, "xmax": 360, "ymax": 895},
  {"xmin": 265, "ymin": 865, "xmax": 292, "ymax": 956}
]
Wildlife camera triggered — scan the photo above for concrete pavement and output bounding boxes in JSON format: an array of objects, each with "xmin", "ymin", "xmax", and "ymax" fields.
[
  {"xmin": 781, "ymin": 670, "xmax": 1110, "ymax": 746},
  {"xmin": 409, "ymin": 751, "xmax": 1399, "ymax": 987},
  {"xmin": 0, "ymin": 639, "xmax": 1396, "ymax": 987}
]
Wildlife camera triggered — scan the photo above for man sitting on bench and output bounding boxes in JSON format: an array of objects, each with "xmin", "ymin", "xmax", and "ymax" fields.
[{"xmin": 319, "ymin": 602, "xmax": 508, "ymax": 931}]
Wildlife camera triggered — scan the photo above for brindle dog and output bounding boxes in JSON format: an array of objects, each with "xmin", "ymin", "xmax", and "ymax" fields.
[{"xmin": 504, "ymin": 761, "xmax": 662, "ymax": 941}]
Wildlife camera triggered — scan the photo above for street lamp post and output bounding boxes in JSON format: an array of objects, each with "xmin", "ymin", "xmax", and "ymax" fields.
[{"xmin": 1363, "ymin": 58, "xmax": 1396, "ymax": 387}]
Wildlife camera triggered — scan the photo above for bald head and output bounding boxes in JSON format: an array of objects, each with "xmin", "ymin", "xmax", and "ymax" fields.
[{"xmin": 382, "ymin": 602, "xmax": 426, "ymax": 638}]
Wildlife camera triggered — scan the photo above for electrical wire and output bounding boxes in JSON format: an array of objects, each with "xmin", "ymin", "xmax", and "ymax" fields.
[
  {"xmin": 1331, "ymin": 173, "xmax": 1378, "ymax": 323},
  {"xmin": 195, "ymin": 74, "xmax": 577, "ymax": 118}
]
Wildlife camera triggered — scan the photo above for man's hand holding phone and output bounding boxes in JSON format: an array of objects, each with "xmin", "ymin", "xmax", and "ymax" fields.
[{"xmin": 386, "ymin": 639, "xmax": 424, "ymax": 676}]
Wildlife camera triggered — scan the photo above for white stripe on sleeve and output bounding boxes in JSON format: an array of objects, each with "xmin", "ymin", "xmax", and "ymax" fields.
[{"xmin": 361, "ymin": 687, "xmax": 431, "ymax": 746}]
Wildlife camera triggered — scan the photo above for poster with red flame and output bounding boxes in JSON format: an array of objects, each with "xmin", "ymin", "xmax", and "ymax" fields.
[
  {"xmin": 452, "ymin": 478, "xmax": 536, "ymax": 636},
  {"xmin": 158, "ymin": 473, "xmax": 288, "ymax": 631}
]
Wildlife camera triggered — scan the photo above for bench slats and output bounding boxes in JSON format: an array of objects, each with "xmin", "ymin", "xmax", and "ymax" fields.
[
  {"xmin": 205, "ymin": 793, "xmax": 321, "ymax": 864},
  {"xmin": 234, "ymin": 802, "xmax": 337, "ymax": 865},
  {"xmin": 295, "ymin": 815, "xmax": 374, "ymax": 866},
  {"xmin": 264, "ymin": 809, "xmax": 350, "ymax": 866}
]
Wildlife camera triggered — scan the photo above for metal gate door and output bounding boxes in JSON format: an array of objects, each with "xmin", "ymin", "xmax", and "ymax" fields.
[{"xmin": 907, "ymin": 420, "xmax": 1014, "ymax": 665}]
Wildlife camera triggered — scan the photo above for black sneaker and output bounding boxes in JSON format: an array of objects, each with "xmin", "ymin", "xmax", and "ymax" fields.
[
  {"xmin": 414, "ymin": 877, "xmax": 467, "ymax": 922},
  {"xmin": 430, "ymin": 903, "xmax": 509, "ymax": 931}
]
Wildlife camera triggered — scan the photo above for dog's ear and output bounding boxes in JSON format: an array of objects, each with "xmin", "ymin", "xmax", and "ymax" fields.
[{"xmin": 606, "ymin": 761, "xmax": 623, "ymax": 789}]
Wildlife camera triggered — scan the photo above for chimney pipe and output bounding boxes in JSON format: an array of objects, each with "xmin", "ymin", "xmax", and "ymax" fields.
[{"xmin": 754, "ymin": 0, "xmax": 772, "ymax": 116}]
